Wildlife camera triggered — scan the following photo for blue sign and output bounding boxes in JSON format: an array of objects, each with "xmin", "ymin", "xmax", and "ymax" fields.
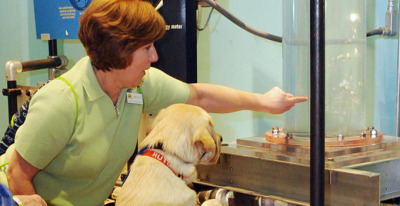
[{"xmin": 33, "ymin": 0, "xmax": 92, "ymax": 39}]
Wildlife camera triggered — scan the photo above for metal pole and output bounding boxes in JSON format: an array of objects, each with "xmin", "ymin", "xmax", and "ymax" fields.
[
  {"xmin": 310, "ymin": 0, "xmax": 325, "ymax": 205},
  {"xmin": 395, "ymin": 0, "xmax": 400, "ymax": 136},
  {"xmin": 48, "ymin": 39, "xmax": 58, "ymax": 80},
  {"xmin": 48, "ymin": 39, "xmax": 57, "ymax": 56},
  {"xmin": 5, "ymin": 81, "xmax": 19, "ymax": 121}
]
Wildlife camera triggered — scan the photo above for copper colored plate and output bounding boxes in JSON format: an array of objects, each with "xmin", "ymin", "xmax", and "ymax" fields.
[{"xmin": 265, "ymin": 130, "xmax": 383, "ymax": 147}]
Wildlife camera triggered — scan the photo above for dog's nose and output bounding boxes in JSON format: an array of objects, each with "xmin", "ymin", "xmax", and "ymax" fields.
[{"xmin": 220, "ymin": 135, "xmax": 223, "ymax": 142}]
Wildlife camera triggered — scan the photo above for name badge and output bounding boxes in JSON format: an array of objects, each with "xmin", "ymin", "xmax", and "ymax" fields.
[{"xmin": 127, "ymin": 91, "xmax": 143, "ymax": 104}]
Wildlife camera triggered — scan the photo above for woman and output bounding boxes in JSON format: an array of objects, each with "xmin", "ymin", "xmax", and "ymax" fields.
[{"xmin": 2, "ymin": 0, "xmax": 307, "ymax": 205}]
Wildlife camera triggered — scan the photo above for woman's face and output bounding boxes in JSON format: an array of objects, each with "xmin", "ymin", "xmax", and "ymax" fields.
[{"xmin": 120, "ymin": 43, "xmax": 159, "ymax": 88}]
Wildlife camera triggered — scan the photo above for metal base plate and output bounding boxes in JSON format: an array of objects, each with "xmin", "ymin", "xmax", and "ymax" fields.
[{"xmin": 196, "ymin": 136, "xmax": 400, "ymax": 205}]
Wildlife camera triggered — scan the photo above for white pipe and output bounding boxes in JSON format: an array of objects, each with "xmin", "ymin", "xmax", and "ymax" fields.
[
  {"xmin": 5, "ymin": 60, "xmax": 22, "ymax": 81},
  {"xmin": 154, "ymin": 0, "xmax": 163, "ymax": 10},
  {"xmin": 384, "ymin": 0, "xmax": 397, "ymax": 36}
]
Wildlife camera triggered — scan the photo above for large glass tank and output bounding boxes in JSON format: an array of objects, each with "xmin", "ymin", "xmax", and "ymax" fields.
[{"xmin": 282, "ymin": 0, "xmax": 367, "ymax": 139}]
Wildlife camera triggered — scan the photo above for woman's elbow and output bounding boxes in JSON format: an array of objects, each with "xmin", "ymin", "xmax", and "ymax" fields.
[{"xmin": 7, "ymin": 150, "xmax": 39, "ymax": 183}]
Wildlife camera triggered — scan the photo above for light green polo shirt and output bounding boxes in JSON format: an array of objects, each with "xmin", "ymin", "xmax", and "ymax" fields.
[{"xmin": 12, "ymin": 56, "xmax": 190, "ymax": 206}]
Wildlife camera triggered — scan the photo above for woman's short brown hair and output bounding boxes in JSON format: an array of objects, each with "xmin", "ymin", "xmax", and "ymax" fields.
[{"xmin": 78, "ymin": 0, "xmax": 166, "ymax": 71}]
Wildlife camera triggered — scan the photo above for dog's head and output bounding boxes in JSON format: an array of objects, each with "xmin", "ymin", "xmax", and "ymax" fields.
[{"xmin": 140, "ymin": 103, "xmax": 221, "ymax": 165}]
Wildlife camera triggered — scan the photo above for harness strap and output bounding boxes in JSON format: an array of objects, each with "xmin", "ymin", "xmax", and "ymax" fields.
[{"xmin": 56, "ymin": 76, "xmax": 79, "ymax": 131}]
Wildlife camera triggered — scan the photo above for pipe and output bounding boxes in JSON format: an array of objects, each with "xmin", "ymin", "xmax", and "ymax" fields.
[
  {"xmin": 367, "ymin": 0, "xmax": 397, "ymax": 37},
  {"xmin": 197, "ymin": 5, "xmax": 214, "ymax": 31},
  {"xmin": 197, "ymin": 0, "xmax": 282, "ymax": 43},
  {"xmin": 20, "ymin": 56, "xmax": 68, "ymax": 72},
  {"xmin": 3, "ymin": 54, "xmax": 67, "ymax": 120},
  {"xmin": 384, "ymin": 0, "xmax": 397, "ymax": 36},
  {"xmin": 310, "ymin": 0, "xmax": 325, "ymax": 205},
  {"xmin": 366, "ymin": 28, "xmax": 384, "ymax": 37},
  {"xmin": 3, "ymin": 40, "xmax": 67, "ymax": 122},
  {"xmin": 5, "ymin": 61, "xmax": 22, "ymax": 81}
]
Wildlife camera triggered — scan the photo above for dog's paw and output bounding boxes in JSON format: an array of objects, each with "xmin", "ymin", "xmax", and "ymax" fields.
[{"xmin": 201, "ymin": 199, "xmax": 225, "ymax": 206}]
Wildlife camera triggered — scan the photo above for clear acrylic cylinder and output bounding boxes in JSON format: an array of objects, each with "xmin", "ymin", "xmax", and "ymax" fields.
[{"xmin": 282, "ymin": 0, "xmax": 367, "ymax": 138}]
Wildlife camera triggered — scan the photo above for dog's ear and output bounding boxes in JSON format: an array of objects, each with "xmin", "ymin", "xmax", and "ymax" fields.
[{"xmin": 193, "ymin": 125, "xmax": 216, "ymax": 156}]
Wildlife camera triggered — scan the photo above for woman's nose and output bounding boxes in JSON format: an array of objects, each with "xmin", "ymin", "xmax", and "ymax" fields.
[{"xmin": 149, "ymin": 45, "xmax": 158, "ymax": 62}]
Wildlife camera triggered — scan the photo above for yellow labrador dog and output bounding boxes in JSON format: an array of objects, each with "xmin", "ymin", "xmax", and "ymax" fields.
[{"xmin": 116, "ymin": 104, "xmax": 222, "ymax": 206}]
